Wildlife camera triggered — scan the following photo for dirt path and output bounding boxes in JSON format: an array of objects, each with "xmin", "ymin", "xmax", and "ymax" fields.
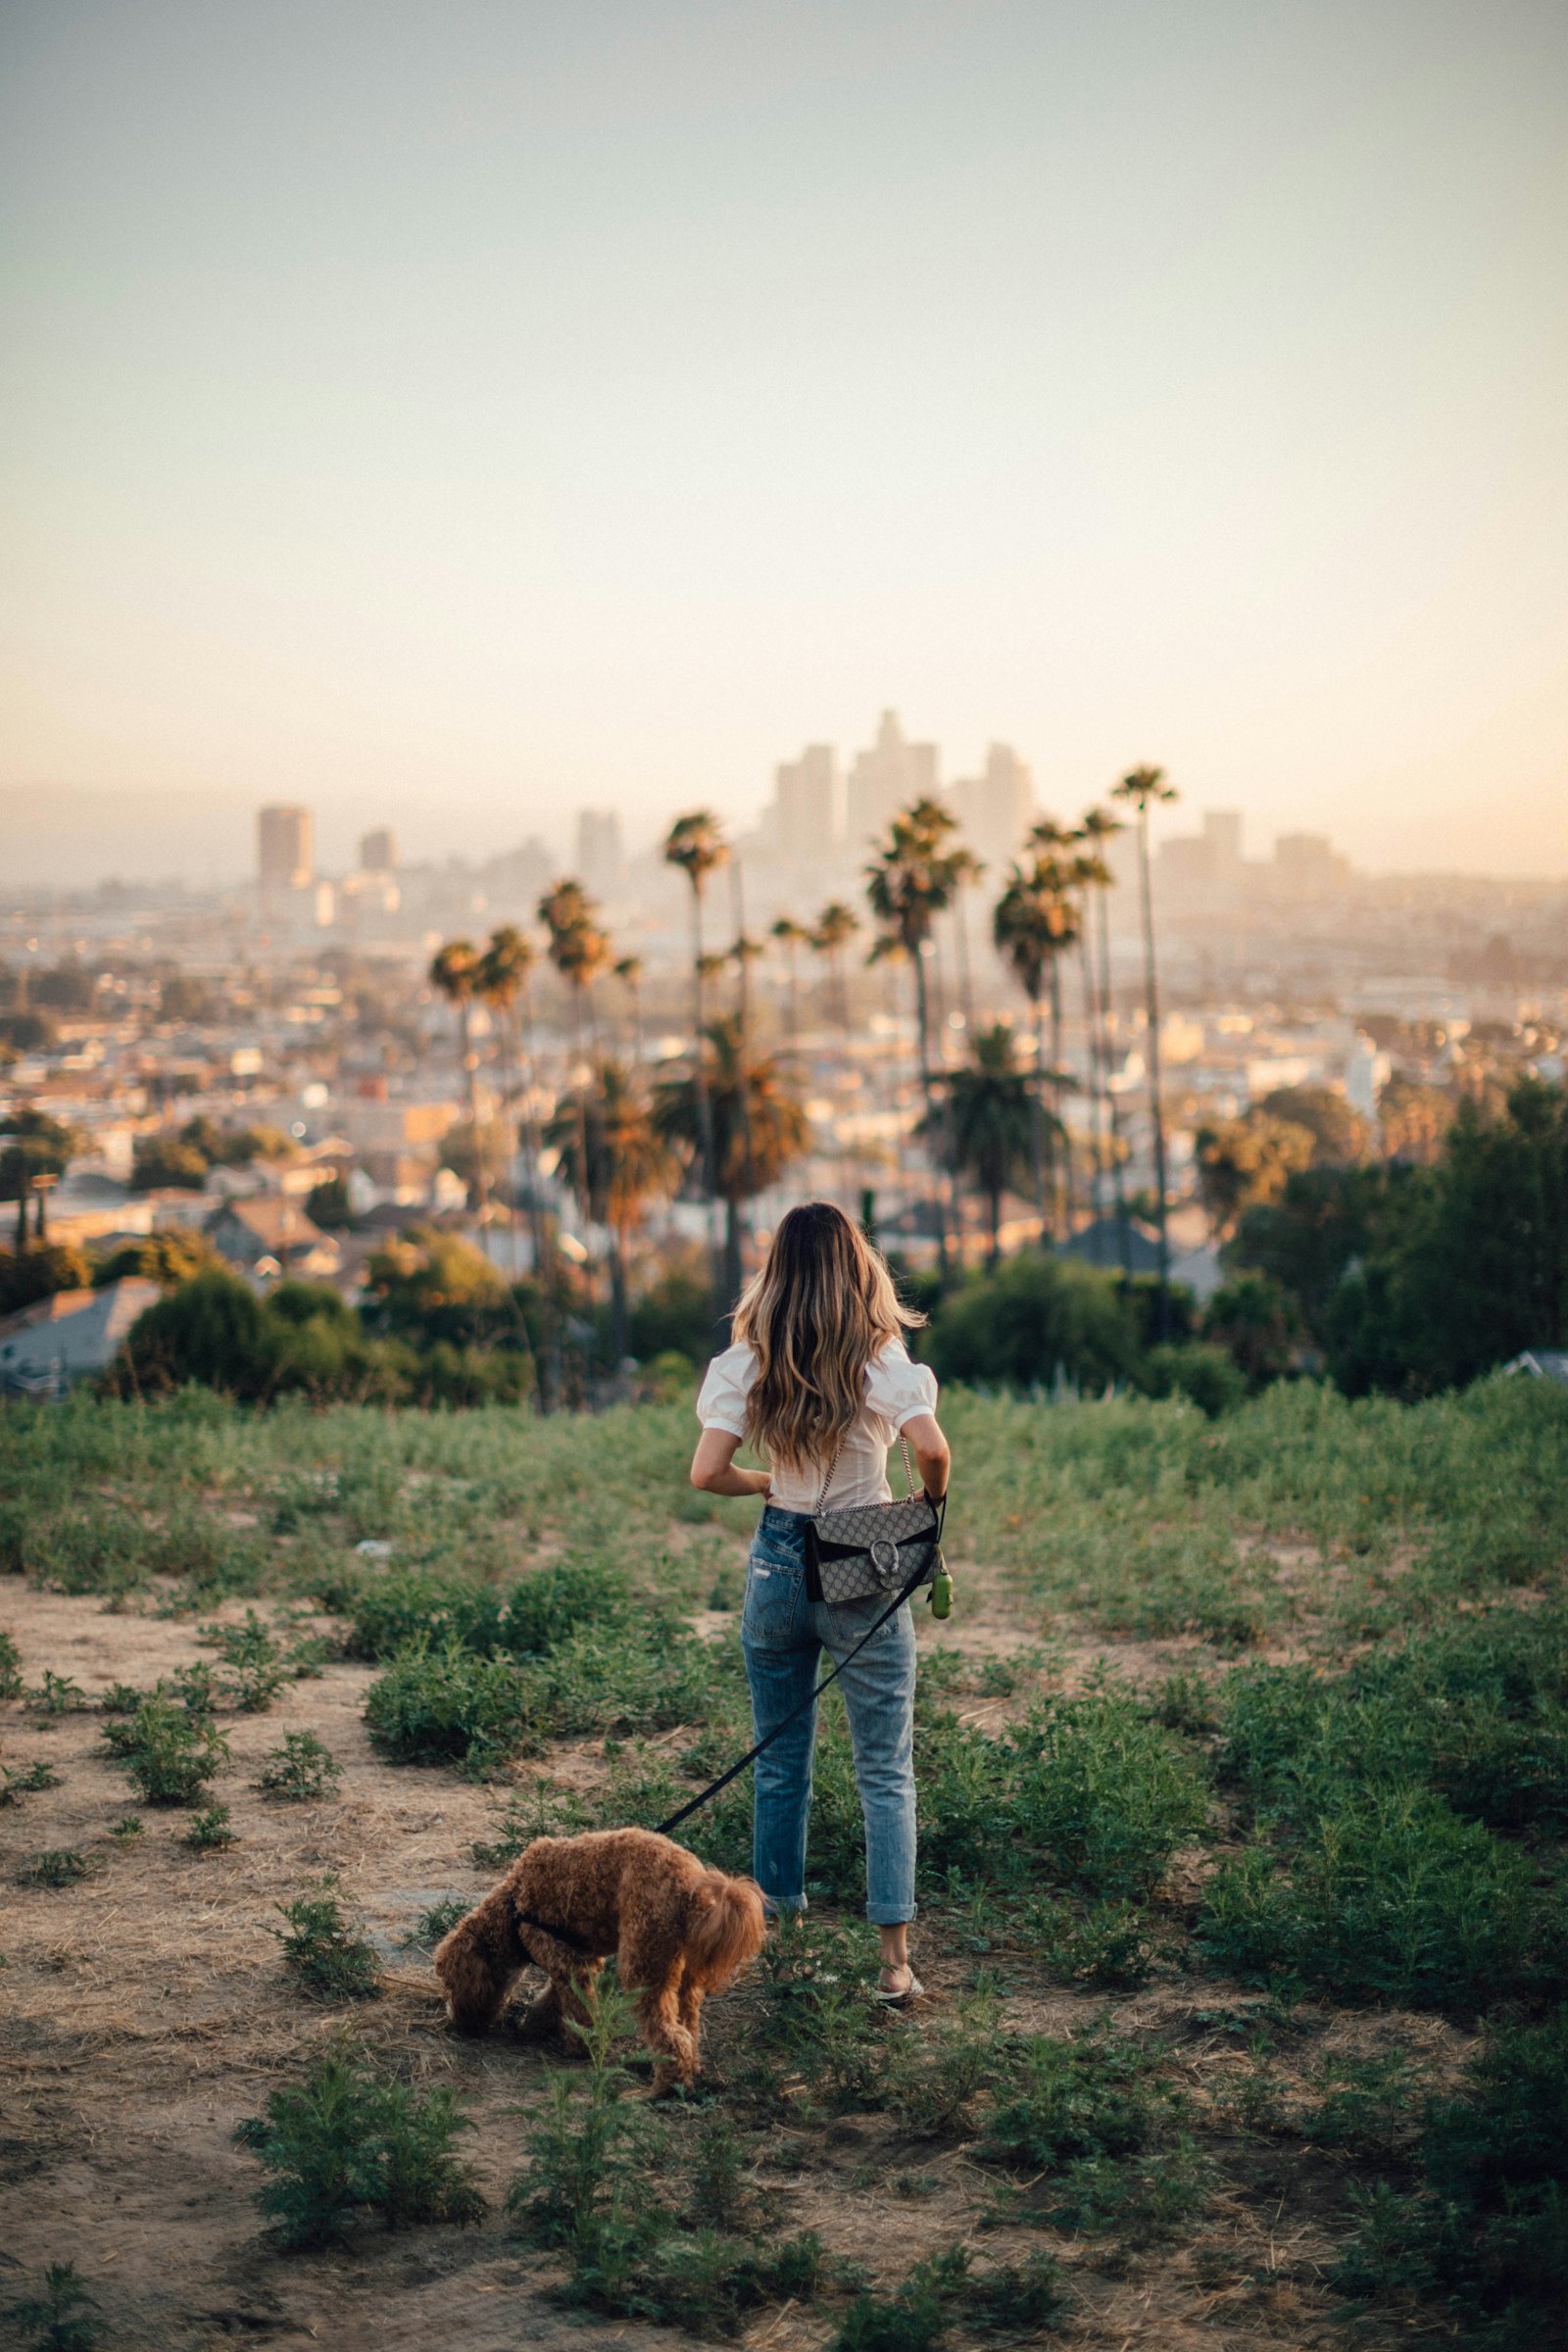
[{"xmin": 0, "ymin": 1569, "xmax": 1413, "ymax": 2351}]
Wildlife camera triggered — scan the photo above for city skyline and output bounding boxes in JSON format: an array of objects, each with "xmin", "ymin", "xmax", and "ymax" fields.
[{"xmin": 4, "ymin": 2, "xmax": 1567, "ymax": 879}]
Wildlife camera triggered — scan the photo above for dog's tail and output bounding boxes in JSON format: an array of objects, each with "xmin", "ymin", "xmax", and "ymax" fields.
[{"xmin": 685, "ymin": 1867, "xmax": 767, "ymax": 1989}]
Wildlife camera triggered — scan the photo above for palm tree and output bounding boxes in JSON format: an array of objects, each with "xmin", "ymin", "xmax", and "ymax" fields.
[
  {"xmin": 1111, "ymin": 763, "xmax": 1179, "ymax": 1330},
  {"xmin": 537, "ymin": 879, "xmax": 611, "ymax": 1057},
  {"xmin": 655, "ymin": 1013, "xmax": 810, "ymax": 1311},
  {"xmin": 1079, "ymin": 804, "xmax": 1131, "ymax": 1274},
  {"xmin": 612, "ymin": 955, "xmax": 644, "ymax": 1062},
  {"xmin": 478, "ymin": 924, "xmax": 539, "ymax": 1280},
  {"xmin": 993, "ymin": 854, "xmax": 1077, "ymax": 1237},
  {"xmin": 428, "ymin": 939, "xmax": 490, "ymax": 1226},
  {"xmin": 662, "ymin": 810, "xmax": 728, "ymax": 1201},
  {"xmin": 546, "ymin": 1060, "xmax": 677, "ymax": 1361},
  {"xmin": 864, "ymin": 797, "xmax": 967, "ymax": 1275},
  {"xmin": 811, "ymin": 901, "xmax": 859, "ymax": 1030},
  {"xmin": 1065, "ymin": 835, "xmax": 1112, "ymax": 1256},
  {"xmin": 770, "ymin": 916, "xmax": 810, "ymax": 1038},
  {"xmin": 941, "ymin": 1023, "xmax": 1041, "ymax": 1266},
  {"xmin": 948, "ymin": 846, "xmax": 984, "ymax": 1032}
]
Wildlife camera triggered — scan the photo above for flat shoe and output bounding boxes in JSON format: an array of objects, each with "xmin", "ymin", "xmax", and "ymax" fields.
[{"xmin": 871, "ymin": 1971, "xmax": 924, "ymax": 2006}]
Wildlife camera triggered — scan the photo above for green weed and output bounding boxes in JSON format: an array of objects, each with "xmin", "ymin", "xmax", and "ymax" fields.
[
  {"xmin": 979, "ymin": 2026, "xmax": 1165, "ymax": 2173},
  {"xmin": 183, "ymin": 1804, "xmax": 236, "ymax": 1851},
  {"xmin": 0, "ymin": 1628, "xmax": 23, "ymax": 1699},
  {"xmin": 27, "ymin": 1671, "xmax": 85, "ymax": 1717},
  {"xmin": 407, "ymin": 1894, "xmax": 470, "ymax": 1946},
  {"xmin": 102, "ymin": 1692, "xmax": 228, "ymax": 1805},
  {"xmin": 110, "ymin": 1813, "xmax": 143, "ymax": 1840},
  {"xmin": 256, "ymin": 1730, "xmax": 341, "ymax": 1801},
  {"xmin": 236, "ymin": 2050, "xmax": 483, "ymax": 2249},
  {"xmin": 275, "ymin": 1885, "xmax": 381, "ymax": 2000},
  {"xmin": 1, "ymin": 1758, "xmax": 60, "ymax": 1803},
  {"xmin": 19, "ymin": 1849, "xmax": 94, "ymax": 1889},
  {"xmin": 4, "ymin": 2261, "xmax": 102, "ymax": 2351},
  {"xmin": 1029, "ymin": 1891, "xmax": 1161, "ymax": 1990}
]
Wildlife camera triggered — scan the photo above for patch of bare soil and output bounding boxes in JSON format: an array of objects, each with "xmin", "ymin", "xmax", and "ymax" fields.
[{"xmin": 1, "ymin": 1577, "xmax": 1413, "ymax": 2352}]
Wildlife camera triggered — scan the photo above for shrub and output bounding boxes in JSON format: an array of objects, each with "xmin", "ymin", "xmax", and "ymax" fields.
[
  {"xmin": 0, "ymin": 1628, "xmax": 23, "ymax": 1699},
  {"xmin": 1045, "ymin": 2133, "xmax": 1209, "ymax": 2246},
  {"xmin": 1, "ymin": 1759, "xmax": 60, "ymax": 1804},
  {"xmin": 923, "ymin": 1252, "xmax": 1146, "ymax": 1394},
  {"xmin": 28, "ymin": 1670, "xmax": 86, "ymax": 1716},
  {"xmin": 4, "ymin": 2261, "xmax": 101, "ymax": 2350},
  {"xmin": 183, "ymin": 1804, "xmax": 236, "ymax": 1851},
  {"xmin": 1142, "ymin": 1342, "xmax": 1248, "ymax": 1418},
  {"xmin": 965, "ymin": 2250, "xmax": 1071, "ymax": 2332},
  {"xmin": 408, "ymin": 1894, "xmax": 469, "ymax": 1946},
  {"xmin": 102, "ymin": 1693, "xmax": 228, "ymax": 1806},
  {"xmin": 199, "ymin": 1610, "xmax": 291, "ymax": 1711},
  {"xmin": 1197, "ymin": 1787, "xmax": 1552, "ymax": 2010},
  {"xmin": 256, "ymin": 1731, "xmax": 341, "ymax": 1801},
  {"xmin": 979, "ymin": 2029, "xmax": 1163, "ymax": 2173},
  {"xmin": 831, "ymin": 2248, "xmax": 969, "ymax": 2352},
  {"xmin": 276, "ymin": 1886, "xmax": 382, "ymax": 2000},
  {"xmin": 236, "ymin": 2051, "xmax": 483, "ymax": 2250},
  {"xmin": 988, "ymin": 1688, "xmax": 1208, "ymax": 1898},
  {"xmin": 364, "ymin": 1639, "xmax": 539, "ymax": 1773},
  {"xmin": 19, "ymin": 1849, "xmax": 94, "ymax": 1889},
  {"xmin": 1029, "ymin": 1892, "xmax": 1160, "ymax": 1990}
]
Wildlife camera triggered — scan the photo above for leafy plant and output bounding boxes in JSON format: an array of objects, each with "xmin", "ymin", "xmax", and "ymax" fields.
[
  {"xmin": 4, "ymin": 2261, "xmax": 101, "ymax": 2350},
  {"xmin": 0, "ymin": 1628, "xmax": 23, "ymax": 1700},
  {"xmin": 256, "ymin": 1730, "xmax": 341, "ymax": 1801},
  {"xmin": 831, "ymin": 2247, "xmax": 970, "ymax": 2352},
  {"xmin": 110, "ymin": 1813, "xmax": 143, "ymax": 1840},
  {"xmin": 1029, "ymin": 1892, "xmax": 1160, "ymax": 1989},
  {"xmin": 28, "ymin": 1671, "xmax": 85, "ymax": 1717},
  {"xmin": 979, "ymin": 2028, "xmax": 1165, "ymax": 2173},
  {"xmin": 407, "ymin": 1894, "xmax": 470, "ymax": 1946},
  {"xmin": 275, "ymin": 1885, "xmax": 381, "ymax": 2000},
  {"xmin": 199, "ymin": 1608, "xmax": 291, "ymax": 1710},
  {"xmin": 103, "ymin": 1692, "xmax": 228, "ymax": 1806},
  {"xmin": 183, "ymin": 1804, "xmax": 236, "ymax": 1851},
  {"xmin": 1, "ymin": 1758, "xmax": 60, "ymax": 1804},
  {"xmin": 236, "ymin": 2051, "xmax": 483, "ymax": 2249},
  {"xmin": 19, "ymin": 1849, "xmax": 94, "ymax": 1889}
]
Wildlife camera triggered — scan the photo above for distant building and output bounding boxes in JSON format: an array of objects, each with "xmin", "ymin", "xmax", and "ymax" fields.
[
  {"xmin": 208, "ymin": 1197, "xmax": 339, "ymax": 1281},
  {"xmin": 846, "ymin": 710, "xmax": 939, "ymax": 849},
  {"xmin": 949, "ymin": 744, "xmax": 1035, "ymax": 874},
  {"xmin": 0, "ymin": 1278, "xmax": 161, "ymax": 1396},
  {"xmin": 1158, "ymin": 809, "xmax": 1245, "ymax": 894},
  {"xmin": 773, "ymin": 745, "xmax": 843, "ymax": 860},
  {"xmin": 1274, "ymin": 831, "xmax": 1351, "ymax": 897},
  {"xmin": 360, "ymin": 827, "xmax": 398, "ymax": 873},
  {"xmin": 257, "ymin": 805, "xmax": 313, "ymax": 891},
  {"xmin": 576, "ymin": 809, "xmax": 625, "ymax": 895}
]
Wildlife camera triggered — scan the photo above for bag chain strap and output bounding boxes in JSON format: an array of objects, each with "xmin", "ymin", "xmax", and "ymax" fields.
[{"xmin": 813, "ymin": 1429, "xmax": 920, "ymax": 1517}]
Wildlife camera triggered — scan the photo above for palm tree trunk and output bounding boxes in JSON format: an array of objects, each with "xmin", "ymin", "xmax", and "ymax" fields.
[
  {"xmin": 1078, "ymin": 917, "xmax": 1106, "ymax": 1264},
  {"xmin": 1096, "ymin": 886, "xmax": 1133, "ymax": 1279},
  {"xmin": 1135, "ymin": 806, "xmax": 1171, "ymax": 1334},
  {"xmin": 988, "ymin": 1185, "xmax": 1002, "ymax": 1269},
  {"xmin": 16, "ymin": 1178, "xmax": 27, "ymax": 1251},
  {"xmin": 1049, "ymin": 955, "xmax": 1069, "ymax": 1241},
  {"xmin": 461, "ymin": 1000, "xmax": 490, "ymax": 1232},
  {"xmin": 610, "ymin": 1229, "xmax": 629, "ymax": 1365},
  {"xmin": 494, "ymin": 1000, "xmax": 520, "ymax": 1277},
  {"xmin": 723, "ymin": 1195, "xmax": 743, "ymax": 1313},
  {"xmin": 689, "ymin": 887, "xmax": 714, "ymax": 1198},
  {"xmin": 912, "ymin": 945, "xmax": 950, "ymax": 1280},
  {"xmin": 1034, "ymin": 988, "xmax": 1051, "ymax": 1243}
]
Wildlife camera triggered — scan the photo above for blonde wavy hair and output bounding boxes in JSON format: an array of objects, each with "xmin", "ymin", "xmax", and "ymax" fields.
[{"xmin": 731, "ymin": 1200, "xmax": 923, "ymax": 1472}]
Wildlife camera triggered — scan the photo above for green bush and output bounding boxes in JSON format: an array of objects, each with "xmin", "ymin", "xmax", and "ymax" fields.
[
  {"xmin": 102, "ymin": 1692, "xmax": 228, "ymax": 1806},
  {"xmin": 0, "ymin": 1627, "xmax": 23, "ymax": 1699},
  {"xmin": 275, "ymin": 1886, "xmax": 382, "ymax": 2001},
  {"xmin": 4, "ymin": 2261, "xmax": 102, "ymax": 2351},
  {"xmin": 979, "ymin": 2029, "xmax": 1163, "ymax": 2173},
  {"xmin": 364, "ymin": 1639, "xmax": 540, "ymax": 1772},
  {"xmin": 1197, "ymin": 1786, "xmax": 1552, "ymax": 2010},
  {"xmin": 236, "ymin": 2051, "xmax": 482, "ymax": 2249},
  {"xmin": 1141, "ymin": 1342, "xmax": 1249, "ymax": 1417},
  {"xmin": 923, "ymin": 1252, "xmax": 1147, "ymax": 1394},
  {"xmin": 256, "ymin": 1731, "xmax": 341, "ymax": 1801},
  {"xmin": 182, "ymin": 1804, "xmax": 236, "ymax": 1851}
]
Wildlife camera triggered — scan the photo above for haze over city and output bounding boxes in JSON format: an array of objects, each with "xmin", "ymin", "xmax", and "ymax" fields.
[{"xmin": 5, "ymin": 0, "xmax": 1568, "ymax": 882}]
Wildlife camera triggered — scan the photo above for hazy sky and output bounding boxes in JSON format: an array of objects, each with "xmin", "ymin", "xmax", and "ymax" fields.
[{"xmin": 3, "ymin": 0, "xmax": 1566, "ymax": 875}]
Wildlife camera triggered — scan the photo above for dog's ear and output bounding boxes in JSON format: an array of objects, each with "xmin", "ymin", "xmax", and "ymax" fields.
[{"xmin": 433, "ymin": 1886, "xmax": 522, "ymax": 2034}]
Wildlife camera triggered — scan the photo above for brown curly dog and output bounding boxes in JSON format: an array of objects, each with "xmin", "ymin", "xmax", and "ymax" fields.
[{"xmin": 433, "ymin": 1828, "xmax": 766, "ymax": 2089}]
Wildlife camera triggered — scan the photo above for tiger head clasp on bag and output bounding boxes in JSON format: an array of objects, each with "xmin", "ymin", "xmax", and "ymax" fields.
[{"xmin": 869, "ymin": 1537, "xmax": 901, "ymax": 1580}]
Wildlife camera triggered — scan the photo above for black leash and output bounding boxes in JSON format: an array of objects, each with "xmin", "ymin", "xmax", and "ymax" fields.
[{"xmin": 649, "ymin": 1553, "xmax": 932, "ymax": 1839}]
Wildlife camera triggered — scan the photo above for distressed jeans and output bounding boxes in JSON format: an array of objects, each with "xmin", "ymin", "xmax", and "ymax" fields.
[{"xmin": 740, "ymin": 1503, "xmax": 917, "ymax": 1926}]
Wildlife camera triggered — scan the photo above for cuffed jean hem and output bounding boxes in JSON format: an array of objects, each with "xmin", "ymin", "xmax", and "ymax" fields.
[
  {"xmin": 760, "ymin": 1892, "xmax": 808, "ymax": 1917},
  {"xmin": 865, "ymin": 1900, "xmax": 917, "ymax": 1926}
]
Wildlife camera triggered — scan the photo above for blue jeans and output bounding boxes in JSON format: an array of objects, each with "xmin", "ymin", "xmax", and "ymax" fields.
[{"xmin": 741, "ymin": 1504, "xmax": 917, "ymax": 1926}]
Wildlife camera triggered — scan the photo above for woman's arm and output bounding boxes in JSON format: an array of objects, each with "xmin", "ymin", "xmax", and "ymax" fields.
[
  {"xmin": 901, "ymin": 1411, "xmax": 951, "ymax": 1500},
  {"xmin": 690, "ymin": 1428, "xmax": 771, "ymax": 1498}
]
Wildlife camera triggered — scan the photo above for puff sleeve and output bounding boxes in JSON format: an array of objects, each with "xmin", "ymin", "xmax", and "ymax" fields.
[
  {"xmin": 864, "ymin": 1341, "xmax": 939, "ymax": 1430},
  {"xmin": 695, "ymin": 1342, "xmax": 756, "ymax": 1437}
]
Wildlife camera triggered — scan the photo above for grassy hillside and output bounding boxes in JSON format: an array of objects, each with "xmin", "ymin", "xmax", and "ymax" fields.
[{"xmin": 1, "ymin": 1377, "xmax": 1565, "ymax": 2348}]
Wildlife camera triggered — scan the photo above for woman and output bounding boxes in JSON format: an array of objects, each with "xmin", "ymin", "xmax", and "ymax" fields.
[{"xmin": 689, "ymin": 1200, "xmax": 951, "ymax": 2002}]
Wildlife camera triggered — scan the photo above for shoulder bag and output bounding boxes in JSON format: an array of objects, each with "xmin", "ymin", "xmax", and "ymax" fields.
[{"xmin": 803, "ymin": 1429, "xmax": 945, "ymax": 1606}]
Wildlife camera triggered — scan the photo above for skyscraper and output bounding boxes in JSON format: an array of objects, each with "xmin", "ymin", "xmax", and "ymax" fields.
[
  {"xmin": 846, "ymin": 710, "xmax": 940, "ymax": 848},
  {"xmin": 257, "ymin": 805, "xmax": 312, "ymax": 890},
  {"xmin": 949, "ymin": 744, "xmax": 1034, "ymax": 873},
  {"xmin": 576, "ymin": 808, "xmax": 625, "ymax": 895},
  {"xmin": 359, "ymin": 826, "xmax": 397, "ymax": 873},
  {"xmin": 772, "ymin": 744, "xmax": 842, "ymax": 859}
]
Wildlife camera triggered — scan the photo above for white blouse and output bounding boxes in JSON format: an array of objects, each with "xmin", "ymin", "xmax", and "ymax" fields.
[{"xmin": 696, "ymin": 1338, "xmax": 939, "ymax": 1514}]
